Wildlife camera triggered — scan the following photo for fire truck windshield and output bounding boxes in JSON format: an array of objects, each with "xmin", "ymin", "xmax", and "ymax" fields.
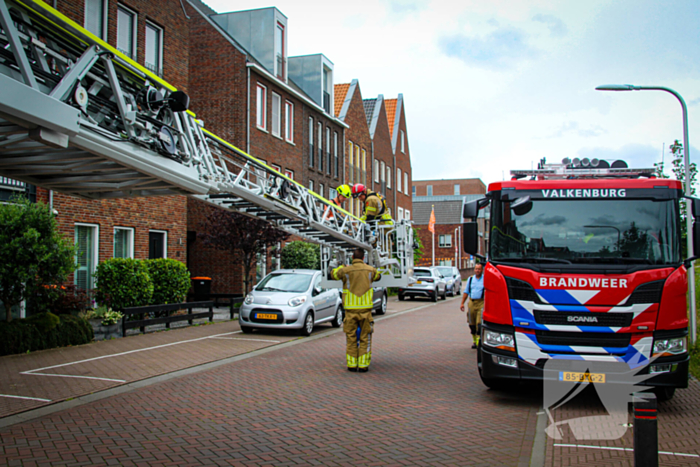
[{"xmin": 490, "ymin": 198, "xmax": 681, "ymax": 265}]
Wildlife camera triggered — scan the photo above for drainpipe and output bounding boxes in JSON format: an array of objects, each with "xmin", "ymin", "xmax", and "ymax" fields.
[
  {"xmin": 393, "ymin": 152, "xmax": 397, "ymax": 216},
  {"xmin": 246, "ymin": 64, "xmax": 251, "ymax": 154}
]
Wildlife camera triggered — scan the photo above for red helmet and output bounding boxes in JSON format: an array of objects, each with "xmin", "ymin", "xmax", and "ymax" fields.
[{"xmin": 351, "ymin": 183, "xmax": 366, "ymax": 198}]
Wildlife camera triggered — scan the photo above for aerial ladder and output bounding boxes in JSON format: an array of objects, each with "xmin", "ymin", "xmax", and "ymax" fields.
[{"xmin": 0, "ymin": 0, "xmax": 414, "ymax": 287}]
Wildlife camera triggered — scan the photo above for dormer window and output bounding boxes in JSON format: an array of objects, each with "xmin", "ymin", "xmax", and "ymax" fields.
[
  {"xmin": 322, "ymin": 67, "xmax": 332, "ymax": 114},
  {"xmin": 275, "ymin": 22, "xmax": 285, "ymax": 79}
]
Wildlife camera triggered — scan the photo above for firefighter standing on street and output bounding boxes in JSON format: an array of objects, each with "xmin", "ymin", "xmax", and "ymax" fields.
[
  {"xmin": 331, "ymin": 248, "xmax": 381, "ymax": 372},
  {"xmin": 351, "ymin": 184, "xmax": 393, "ymax": 225}
]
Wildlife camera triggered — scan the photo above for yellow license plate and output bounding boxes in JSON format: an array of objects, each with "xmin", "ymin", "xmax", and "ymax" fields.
[
  {"xmin": 256, "ymin": 313, "xmax": 277, "ymax": 320},
  {"xmin": 559, "ymin": 371, "xmax": 605, "ymax": 383},
  {"xmin": 416, "ymin": 281, "xmax": 422, "ymax": 284}
]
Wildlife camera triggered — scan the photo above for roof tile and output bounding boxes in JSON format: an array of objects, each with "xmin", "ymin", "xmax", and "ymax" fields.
[
  {"xmin": 385, "ymin": 98, "xmax": 397, "ymax": 138},
  {"xmin": 334, "ymin": 83, "xmax": 350, "ymax": 118},
  {"xmin": 363, "ymin": 98, "xmax": 376, "ymax": 128}
]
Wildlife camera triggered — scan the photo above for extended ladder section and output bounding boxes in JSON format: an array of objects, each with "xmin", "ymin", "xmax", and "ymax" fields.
[{"xmin": 0, "ymin": 0, "xmax": 413, "ymax": 287}]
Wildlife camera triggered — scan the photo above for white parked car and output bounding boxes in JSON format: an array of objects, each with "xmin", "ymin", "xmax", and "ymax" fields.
[{"xmin": 398, "ymin": 267, "xmax": 447, "ymax": 302}]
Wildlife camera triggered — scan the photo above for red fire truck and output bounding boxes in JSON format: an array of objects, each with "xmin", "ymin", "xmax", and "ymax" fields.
[{"xmin": 462, "ymin": 160, "xmax": 695, "ymax": 401}]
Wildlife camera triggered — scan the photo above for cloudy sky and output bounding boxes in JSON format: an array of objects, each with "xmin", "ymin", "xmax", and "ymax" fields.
[{"xmin": 204, "ymin": 0, "xmax": 700, "ymax": 187}]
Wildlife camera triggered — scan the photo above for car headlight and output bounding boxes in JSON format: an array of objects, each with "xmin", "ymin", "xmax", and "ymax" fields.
[
  {"xmin": 652, "ymin": 337, "xmax": 687, "ymax": 357},
  {"xmin": 483, "ymin": 330, "xmax": 515, "ymax": 352},
  {"xmin": 288, "ymin": 296, "xmax": 307, "ymax": 307},
  {"xmin": 244, "ymin": 293, "xmax": 254, "ymax": 305},
  {"xmin": 447, "ymin": 280, "xmax": 454, "ymax": 285}
]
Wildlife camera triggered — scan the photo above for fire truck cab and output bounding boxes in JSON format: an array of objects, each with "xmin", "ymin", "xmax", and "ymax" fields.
[{"xmin": 462, "ymin": 160, "xmax": 698, "ymax": 401}]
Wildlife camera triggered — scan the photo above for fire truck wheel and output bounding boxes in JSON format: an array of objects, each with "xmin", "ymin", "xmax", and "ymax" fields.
[
  {"xmin": 653, "ymin": 387, "xmax": 676, "ymax": 402},
  {"xmin": 478, "ymin": 367, "xmax": 509, "ymax": 391},
  {"xmin": 398, "ymin": 294, "xmax": 405, "ymax": 301}
]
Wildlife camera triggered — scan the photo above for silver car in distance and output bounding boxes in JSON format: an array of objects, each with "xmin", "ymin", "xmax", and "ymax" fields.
[{"xmin": 238, "ymin": 269, "xmax": 343, "ymax": 336}]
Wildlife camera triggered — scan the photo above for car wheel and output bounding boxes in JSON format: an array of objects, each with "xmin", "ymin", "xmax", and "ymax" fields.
[
  {"xmin": 331, "ymin": 306, "xmax": 343, "ymax": 328},
  {"xmin": 653, "ymin": 387, "xmax": 676, "ymax": 402},
  {"xmin": 376, "ymin": 294, "xmax": 387, "ymax": 315},
  {"xmin": 441, "ymin": 288, "xmax": 447, "ymax": 300},
  {"xmin": 398, "ymin": 293, "xmax": 405, "ymax": 301},
  {"xmin": 240, "ymin": 326, "xmax": 253, "ymax": 334},
  {"xmin": 432, "ymin": 291, "xmax": 438, "ymax": 302},
  {"xmin": 300, "ymin": 312, "xmax": 314, "ymax": 336}
]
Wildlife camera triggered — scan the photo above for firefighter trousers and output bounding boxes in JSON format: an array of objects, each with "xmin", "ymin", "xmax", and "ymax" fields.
[{"xmin": 344, "ymin": 308, "xmax": 374, "ymax": 369}]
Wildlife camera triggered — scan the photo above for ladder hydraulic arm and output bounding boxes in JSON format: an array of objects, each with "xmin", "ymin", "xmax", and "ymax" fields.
[{"xmin": 0, "ymin": 0, "xmax": 414, "ymax": 287}]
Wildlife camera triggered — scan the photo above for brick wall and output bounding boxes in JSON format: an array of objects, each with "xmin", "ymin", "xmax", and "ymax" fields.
[
  {"xmin": 414, "ymin": 219, "xmax": 487, "ymax": 269},
  {"xmin": 413, "ymin": 179, "xmax": 486, "ymax": 197},
  {"xmin": 342, "ymin": 84, "xmax": 371, "ymax": 217},
  {"xmin": 370, "ymin": 101, "xmax": 394, "ymax": 215},
  {"xmin": 393, "ymin": 99, "xmax": 412, "ymax": 220},
  {"xmin": 303, "ymin": 105, "xmax": 345, "ymax": 200}
]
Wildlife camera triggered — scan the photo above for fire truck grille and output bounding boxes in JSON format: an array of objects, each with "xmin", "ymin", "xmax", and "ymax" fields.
[
  {"xmin": 624, "ymin": 280, "xmax": 664, "ymax": 305},
  {"xmin": 506, "ymin": 277, "xmax": 542, "ymax": 303},
  {"xmin": 535, "ymin": 330, "xmax": 631, "ymax": 348},
  {"xmin": 534, "ymin": 310, "xmax": 633, "ymax": 327}
]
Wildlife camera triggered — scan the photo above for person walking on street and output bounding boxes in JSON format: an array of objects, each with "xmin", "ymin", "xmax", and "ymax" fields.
[
  {"xmin": 460, "ymin": 263, "xmax": 484, "ymax": 349},
  {"xmin": 331, "ymin": 248, "xmax": 382, "ymax": 372}
]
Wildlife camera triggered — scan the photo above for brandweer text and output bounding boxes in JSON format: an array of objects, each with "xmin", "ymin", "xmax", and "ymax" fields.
[{"xmin": 539, "ymin": 277, "xmax": 628, "ymax": 288}]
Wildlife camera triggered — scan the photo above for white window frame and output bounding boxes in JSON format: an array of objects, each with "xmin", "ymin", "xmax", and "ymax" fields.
[
  {"xmin": 75, "ymin": 223, "xmax": 99, "ymax": 290},
  {"xmin": 412, "ymin": 185, "xmax": 416, "ymax": 196},
  {"xmin": 329, "ymin": 187, "xmax": 337, "ymax": 199},
  {"xmin": 439, "ymin": 234, "xmax": 452, "ymax": 248},
  {"xmin": 380, "ymin": 161, "xmax": 385, "ymax": 182},
  {"xmin": 333, "ymin": 131, "xmax": 338, "ymax": 177},
  {"xmin": 386, "ymin": 166, "xmax": 392, "ymax": 189},
  {"xmin": 149, "ymin": 229, "xmax": 168, "ymax": 259},
  {"xmin": 454, "ymin": 184, "xmax": 460, "ymax": 196},
  {"xmin": 317, "ymin": 121, "xmax": 323, "ymax": 171},
  {"xmin": 271, "ymin": 163, "xmax": 282, "ymax": 173},
  {"xmin": 113, "ymin": 226, "xmax": 134, "ymax": 259},
  {"xmin": 397, "ymin": 168, "xmax": 402, "ymax": 192},
  {"xmin": 398, "ymin": 207, "xmax": 404, "ymax": 220},
  {"xmin": 309, "ymin": 180, "xmax": 314, "ymax": 192},
  {"xmin": 144, "ymin": 21, "xmax": 163, "ymax": 76},
  {"xmin": 271, "ymin": 92, "xmax": 281, "ymax": 137},
  {"xmin": 427, "ymin": 185, "xmax": 433, "ymax": 196},
  {"xmin": 285, "ymin": 101, "xmax": 294, "ymax": 143},
  {"xmin": 284, "ymin": 169, "xmax": 294, "ymax": 180},
  {"xmin": 256, "ymin": 83, "xmax": 267, "ymax": 130},
  {"xmin": 319, "ymin": 183, "xmax": 324, "ymax": 198},
  {"xmin": 117, "ymin": 4, "xmax": 137, "ymax": 60},
  {"xmin": 405, "ymin": 209, "xmax": 410, "ymax": 220},
  {"xmin": 84, "ymin": 0, "xmax": 108, "ymax": 40},
  {"xmin": 308, "ymin": 117, "xmax": 314, "ymax": 167},
  {"xmin": 401, "ymin": 130, "xmax": 405, "ymax": 153},
  {"xmin": 374, "ymin": 159, "xmax": 379, "ymax": 183},
  {"xmin": 405, "ymin": 173, "xmax": 409, "ymax": 195}
]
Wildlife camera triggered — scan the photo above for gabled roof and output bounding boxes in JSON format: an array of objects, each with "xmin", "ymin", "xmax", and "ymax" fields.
[
  {"xmin": 363, "ymin": 99, "xmax": 376, "ymax": 128},
  {"xmin": 334, "ymin": 83, "xmax": 350, "ymax": 118},
  {"xmin": 385, "ymin": 98, "xmax": 397, "ymax": 138}
]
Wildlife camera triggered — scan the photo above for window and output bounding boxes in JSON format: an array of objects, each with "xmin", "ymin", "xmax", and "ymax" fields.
[
  {"xmin": 398, "ymin": 207, "xmax": 404, "ymax": 220},
  {"xmin": 308, "ymin": 117, "xmax": 314, "ymax": 167},
  {"xmin": 319, "ymin": 183, "xmax": 324, "ymax": 198},
  {"xmin": 405, "ymin": 173, "xmax": 409, "ymax": 195},
  {"xmin": 85, "ymin": 0, "xmax": 107, "ymax": 40},
  {"xmin": 397, "ymin": 168, "xmax": 402, "ymax": 192},
  {"xmin": 454, "ymin": 184, "xmax": 460, "ymax": 196},
  {"xmin": 386, "ymin": 166, "xmax": 392, "ymax": 189},
  {"xmin": 285, "ymin": 101, "xmax": 294, "ymax": 142},
  {"xmin": 439, "ymin": 235, "xmax": 452, "ymax": 248},
  {"xmin": 380, "ymin": 161, "xmax": 385, "ymax": 181},
  {"xmin": 374, "ymin": 159, "xmax": 379, "ymax": 183},
  {"xmin": 348, "ymin": 142, "xmax": 354, "ymax": 183},
  {"xmin": 114, "ymin": 227, "xmax": 134, "ymax": 258},
  {"xmin": 412, "ymin": 185, "xmax": 416, "ymax": 196},
  {"xmin": 117, "ymin": 5, "xmax": 137, "ymax": 59},
  {"xmin": 317, "ymin": 122, "xmax": 323, "ymax": 172},
  {"xmin": 361, "ymin": 149, "xmax": 366, "ymax": 185},
  {"xmin": 326, "ymin": 128, "xmax": 331, "ymax": 174},
  {"xmin": 309, "ymin": 180, "xmax": 314, "ymax": 192},
  {"xmin": 405, "ymin": 209, "xmax": 410, "ymax": 220},
  {"xmin": 329, "ymin": 187, "xmax": 336, "ymax": 199},
  {"xmin": 271, "ymin": 163, "xmax": 281, "ymax": 173},
  {"xmin": 333, "ymin": 132, "xmax": 338, "ymax": 177},
  {"xmin": 145, "ymin": 22, "xmax": 163, "ymax": 76},
  {"xmin": 271, "ymin": 92, "xmax": 281, "ymax": 137},
  {"xmin": 284, "ymin": 169, "xmax": 294, "ymax": 180},
  {"xmin": 75, "ymin": 224, "xmax": 98, "ymax": 290},
  {"xmin": 275, "ymin": 22, "xmax": 285, "ymax": 79},
  {"xmin": 256, "ymin": 84, "xmax": 267, "ymax": 130},
  {"xmin": 149, "ymin": 230, "xmax": 167, "ymax": 259},
  {"xmin": 427, "ymin": 185, "xmax": 433, "ymax": 196},
  {"xmin": 401, "ymin": 130, "xmax": 405, "ymax": 153},
  {"xmin": 355, "ymin": 146, "xmax": 361, "ymax": 184}
]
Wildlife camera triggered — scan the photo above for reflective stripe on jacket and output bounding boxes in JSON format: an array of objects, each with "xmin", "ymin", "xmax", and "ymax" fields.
[{"xmin": 331, "ymin": 259, "xmax": 382, "ymax": 309}]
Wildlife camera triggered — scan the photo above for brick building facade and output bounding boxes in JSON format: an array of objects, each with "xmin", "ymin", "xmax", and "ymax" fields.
[{"xmin": 413, "ymin": 178, "xmax": 486, "ymax": 197}]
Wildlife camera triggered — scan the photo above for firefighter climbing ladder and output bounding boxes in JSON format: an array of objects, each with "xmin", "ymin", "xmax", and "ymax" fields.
[{"xmin": 0, "ymin": 0, "xmax": 413, "ymax": 287}]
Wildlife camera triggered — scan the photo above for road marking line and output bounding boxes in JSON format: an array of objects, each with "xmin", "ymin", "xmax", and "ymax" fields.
[
  {"xmin": 21, "ymin": 373, "xmax": 126, "ymax": 383},
  {"xmin": 0, "ymin": 394, "xmax": 51, "ymax": 402},
  {"xmin": 22, "ymin": 331, "xmax": 242, "ymax": 374},
  {"xmin": 554, "ymin": 444, "xmax": 700, "ymax": 458},
  {"xmin": 209, "ymin": 337, "xmax": 282, "ymax": 343}
]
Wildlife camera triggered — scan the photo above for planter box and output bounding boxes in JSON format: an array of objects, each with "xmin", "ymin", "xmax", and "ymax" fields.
[{"xmin": 89, "ymin": 319, "xmax": 121, "ymax": 341}]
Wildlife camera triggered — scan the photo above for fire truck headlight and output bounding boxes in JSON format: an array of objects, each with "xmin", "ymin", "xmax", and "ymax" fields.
[
  {"xmin": 652, "ymin": 337, "xmax": 687, "ymax": 357},
  {"xmin": 484, "ymin": 330, "xmax": 515, "ymax": 352}
]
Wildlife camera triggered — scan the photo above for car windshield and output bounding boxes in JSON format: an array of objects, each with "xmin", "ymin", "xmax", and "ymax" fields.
[
  {"xmin": 437, "ymin": 267, "xmax": 453, "ymax": 277},
  {"xmin": 490, "ymin": 198, "xmax": 681, "ymax": 264},
  {"xmin": 256, "ymin": 273, "xmax": 313, "ymax": 293},
  {"xmin": 414, "ymin": 269, "xmax": 432, "ymax": 277}
]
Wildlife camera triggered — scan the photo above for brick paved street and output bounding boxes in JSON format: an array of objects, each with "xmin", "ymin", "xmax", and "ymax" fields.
[{"xmin": 1, "ymin": 296, "xmax": 699, "ymax": 466}]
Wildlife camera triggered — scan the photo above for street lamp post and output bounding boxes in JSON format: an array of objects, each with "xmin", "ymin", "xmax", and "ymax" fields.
[{"xmin": 596, "ymin": 84, "xmax": 696, "ymax": 345}]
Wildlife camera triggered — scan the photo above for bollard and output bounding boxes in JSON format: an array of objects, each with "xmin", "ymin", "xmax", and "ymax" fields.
[{"xmin": 633, "ymin": 392, "xmax": 658, "ymax": 467}]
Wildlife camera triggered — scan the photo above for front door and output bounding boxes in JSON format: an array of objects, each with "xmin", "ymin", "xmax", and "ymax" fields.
[{"xmin": 149, "ymin": 231, "xmax": 166, "ymax": 259}]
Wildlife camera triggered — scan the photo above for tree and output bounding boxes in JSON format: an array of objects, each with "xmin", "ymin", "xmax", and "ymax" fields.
[
  {"xmin": 280, "ymin": 241, "xmax": 320, "ymax": 269},
  {"xmin": 200, "ymin": 210, "xmax": 290, "ymax": 294},
  {"xmin": 0, "ymin": 196, "xmax": 76, "ymax": 322}
]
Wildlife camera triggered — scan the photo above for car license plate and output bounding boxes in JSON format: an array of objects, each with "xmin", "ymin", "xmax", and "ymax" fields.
[
  {"xmin": 256, "ymin": 313, "xmax": 277, "ymax": 320},
  {"xmin": 416, "ymin": 281, "xmax": 422, "ymax": 284},
  {"xmin": 559, "ymin": 371, "xmax": 605, "ymax": 383}
]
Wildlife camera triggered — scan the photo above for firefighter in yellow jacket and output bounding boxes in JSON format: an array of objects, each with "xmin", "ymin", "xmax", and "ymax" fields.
[
  {"xmin": 331, "ymin": 248, "xmax": 382, "ymax": 372},
  {"xmin": 351, "ymin": 184, "xmax": 393, "ymax": 225}
]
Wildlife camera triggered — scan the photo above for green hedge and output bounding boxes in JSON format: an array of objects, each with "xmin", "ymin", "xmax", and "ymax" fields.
[
  {"xmin": 0, "ymin": 312, "xmax": 94, "ymax": 356},
  {"xmin": 95, "ymin": 258, "xmax": 153, "ymax": 310},
  {"xmin": 146, "ymin": 258, "xmax": 191, "ymax": 305},
  {"xmin": 280, "ymin": 241, "xmax": 320, "ymax": 270}
]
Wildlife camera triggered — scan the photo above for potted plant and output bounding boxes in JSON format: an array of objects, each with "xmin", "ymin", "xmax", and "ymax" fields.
[{"xmin": 82, "ymin": 305, "xmax": 123, "ymax": 340}]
